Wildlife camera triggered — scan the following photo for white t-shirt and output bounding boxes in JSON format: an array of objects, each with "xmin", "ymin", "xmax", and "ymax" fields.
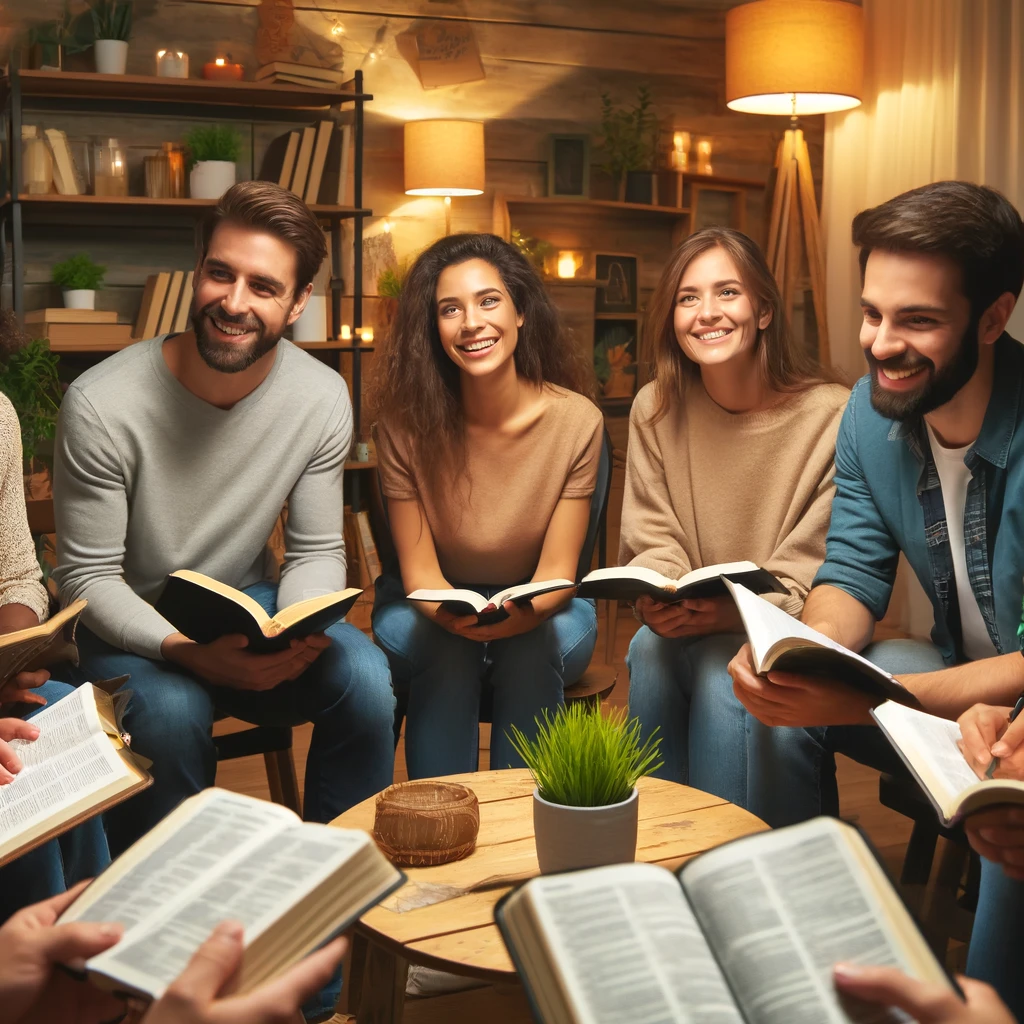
[{"xmin": 925, "ymin": 423, "xmax": 997, "ymax": 661}]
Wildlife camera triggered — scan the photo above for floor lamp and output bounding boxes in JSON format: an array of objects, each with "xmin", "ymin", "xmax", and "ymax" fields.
[
  {"xmin": 725, "ymin": 0, "xmax": 864, "ymax": 365},
  {"xmin": 404, "ymin": 120, "xmax": 485, "ymax": 236}
]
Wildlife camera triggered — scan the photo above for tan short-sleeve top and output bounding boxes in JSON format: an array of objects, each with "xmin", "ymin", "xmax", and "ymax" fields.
[{"xmin": 378, "ymin": 384, "xmax": 604, "ymax": 585}]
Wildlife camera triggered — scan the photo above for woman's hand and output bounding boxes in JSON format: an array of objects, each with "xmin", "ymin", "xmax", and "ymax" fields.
[
  {"xmin": 0, "ymin": 718, "xmax": 40, "ymax": 784},
  {"xmin": 635, "ymin": 595, "xmax": 741, "ymax": 638},
  {"xmin": 432, "ymin": 601, "xmax": 546, "ymax": 642},
  {"xmin": 0, "ymin": 670, "xmax": 50, "ymax": 708}
]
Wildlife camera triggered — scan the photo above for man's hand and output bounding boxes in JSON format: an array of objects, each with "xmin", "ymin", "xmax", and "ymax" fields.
[
  {"xmin": 0, "ymin": 881, "xmax": 125, "ymax": 1024},
  {"xmin": 141, "ymin": 921, "xmax": 347, "ymax": 1024},
  {"xmin": 0, "ymin": 718, "xmax": 40, "ymax": 784},
  {"xmin": 833, "ymin": 963, "xmax": 1014, "ymax": 1023},
  {"xmin": 162, "ymin": 633, "xmax": 328, "ymax": 691},
  {"xmin": 0, "ymin": 670, "xmax": 50, "ymax": 708},
  {"xmin": 635, "ymin": 595, "xmax": 742, "ymax": 639},
  {"xmin": 958, "ymin": 703, "xmax": 1024, "ymax": 780},
  {"xmin": 727, "ymin": 643, "xmax": 876, "ymax": 727},
  {"xmin": 963, "ymin": 806, "xmax": 1024, "ymax": 880}
]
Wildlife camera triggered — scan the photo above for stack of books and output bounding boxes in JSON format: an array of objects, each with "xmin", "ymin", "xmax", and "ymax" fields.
[
  {"xmin": 260, "ymin": 121, "xmax": 352, "ymax": 206},
  {"xmin": 254, "ymin": 62, "xmax": 345, "ymax": 90},
  {"xmin": 134, "ymin": 271, "xmax": 194, "ymax": 340},
  {"xmin": 26, "ymin": 308, "xmax": 133, "ymax": 349}
]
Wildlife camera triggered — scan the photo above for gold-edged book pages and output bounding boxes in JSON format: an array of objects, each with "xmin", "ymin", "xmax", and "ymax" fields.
[{"xmin": 0, "ymin": 598, "xmax": 87, "ymax": 685}]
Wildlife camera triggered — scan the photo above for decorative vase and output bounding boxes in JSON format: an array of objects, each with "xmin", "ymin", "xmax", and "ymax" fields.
[
  {"xmin": 63, "ymin": 289, "xmax": 96, "ymax": 310},
  {"xmin": 532, "ymin": 787, "xmax": 639, "ymax": 874},
  {"xmin": 94, "ymin": 39, "xmax": 129, "ymax": 75},
  {"xmin": 189, "ymin": 160, "xmax": 236, "ymax": 200},
  {"xmin": 291, "ymin": 295, "xmax": 327, "ymax": 342},
  {"xmin": 625, "ymin": 170, "xmax": 658, "ymax": 205}
]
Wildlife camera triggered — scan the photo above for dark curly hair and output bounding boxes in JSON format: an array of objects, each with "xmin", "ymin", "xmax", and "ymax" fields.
[{"xmin": 369, "ymin": 232, "xmax": 595, "ymax": 494}]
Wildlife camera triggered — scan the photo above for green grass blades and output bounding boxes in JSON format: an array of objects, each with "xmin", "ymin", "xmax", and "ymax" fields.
[{"xmin": 508, "ymin": 700, "xmax": 662, "ymax": 808}]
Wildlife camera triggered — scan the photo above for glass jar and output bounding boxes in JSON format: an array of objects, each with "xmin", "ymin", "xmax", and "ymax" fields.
[
  {"xmin": 93, "ymin": 137, "xmax": 128, "ymax": 197},
  {"xmin": 21, "ymin": 127, "xmax": 52, "ymax": 195},
  {"xmin": 164, "ymin": 142, "xmax": 186, "ymax": 198}
]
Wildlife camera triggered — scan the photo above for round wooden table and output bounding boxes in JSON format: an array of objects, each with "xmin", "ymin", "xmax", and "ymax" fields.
[{"xmin": 332, "ymin": 769, "xmax": 766, "ymax": 1023}]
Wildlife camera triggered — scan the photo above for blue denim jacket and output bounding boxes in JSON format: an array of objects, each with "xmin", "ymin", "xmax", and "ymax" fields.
[{"xmin": 814, "ymin": 333, "xmax": 1024, "ymax": 666}]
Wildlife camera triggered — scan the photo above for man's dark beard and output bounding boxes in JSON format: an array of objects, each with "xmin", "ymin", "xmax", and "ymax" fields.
[
  {"xmin": 192, "ymin": 301, "xmax": 282, "ymax": 374},
  {"xmin": 867, "ymin": 318, "xmax": 980, "ymax": 421}
]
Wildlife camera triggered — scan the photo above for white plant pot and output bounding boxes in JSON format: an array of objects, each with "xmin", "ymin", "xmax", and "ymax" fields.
[
  {"xmin": 63, "ymin": 289, "xmax": 96, "ymax": 310},
  {"xmin": 94, "ymin": 39, "xmax": 129, "ymax": 75},
  {"xmin": 291, "ymin": 295, "xmax": 327, "ymax": 342},
  {"xmin": 533, "ymin": 786, "xmax": 638, "ymax": 874},
  {"xmin": 190, "ymin": 160, "xmax": 237, "ymax": 200}
]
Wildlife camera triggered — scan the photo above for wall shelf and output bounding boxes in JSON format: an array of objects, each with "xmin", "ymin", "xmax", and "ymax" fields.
[{"xmin": 41, "ymin": 338, "xmax": 376, "ymax": 354}]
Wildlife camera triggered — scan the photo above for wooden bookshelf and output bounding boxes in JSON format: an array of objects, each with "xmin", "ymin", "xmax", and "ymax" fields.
[
  {"xmin": 504, "ymin": 195, "xmax": 691, "ymax": 218},
  {"xmin": 43, "ymin": 338, "xmax": 376, "ymax": 354},
  {"xmin": 8, "ymin": 194, "xmax": 371, "ymax": 219}
]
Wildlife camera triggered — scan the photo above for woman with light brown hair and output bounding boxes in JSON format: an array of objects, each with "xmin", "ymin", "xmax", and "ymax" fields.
[{"xmin": 621, "ymin": 226, "xmax": 848, "ymax": 806}]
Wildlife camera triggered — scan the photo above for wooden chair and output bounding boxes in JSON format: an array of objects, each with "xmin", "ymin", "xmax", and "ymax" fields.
[{"xmin": 25, "ymin": 497, "xmax": 302, "ymax": 814}]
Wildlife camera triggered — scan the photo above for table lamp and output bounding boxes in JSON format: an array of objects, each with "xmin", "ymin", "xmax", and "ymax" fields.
[
  {"xmin": 404, "ymin": 120, "xmax": 485, "ymax": 236},
  {"xmin": 725, "ymin": 0, "xmax": 863, "ymax": 363}
]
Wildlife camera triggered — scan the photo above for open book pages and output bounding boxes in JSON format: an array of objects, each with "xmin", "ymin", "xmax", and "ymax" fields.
[
  {"xmin": 406, "ymin": 580, "xmax": 576, "ymax": 619},
  {"xmin": 499, "ymin": 817, "xmax": 949, "ymax": 1024},
  {"xmin": 872, "ymin": 701, "xmax": 1024, "ymax": 824},
  {"xmin": 577, "ymin": 562, "xmax": 786, "ymax": 603},
  {"xmin": 723, "ymin": 581, "xmax": 920, "ymax": 707},
  {"xmin": 0, "ymin": 682, "xmax": 150, "ymax": 867},
  {"xmin": 0, "ymin": 599, "xmax": 87, "ymax": 685},
  {"xmin": 59, "ymin": 788, "xmax": 404, "ymax": 1001}
]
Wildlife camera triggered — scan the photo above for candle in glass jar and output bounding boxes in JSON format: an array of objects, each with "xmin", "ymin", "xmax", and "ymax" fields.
[
  {"xmin": 156, "ymin": 49, "xmax": 189, "ymax": 78},
  {"xmin": 202, "ymin": 57, "xmax": 244, "ymax": 80},
  {"xmin": 671, "ymin": 131, "xmax": 690, "ymax": 171},
  {"xmin": 696, "ymin": 137, "xmax": 713, "ymax": 175}
]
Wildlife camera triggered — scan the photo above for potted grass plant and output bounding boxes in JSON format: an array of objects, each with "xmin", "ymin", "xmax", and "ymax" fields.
[
  {"xmin": 184, "ymin": 125, "xmax": 242, "ymax": 200},
  {"xmin": 597, "ymin": 86, "xmax": 660, "ymax": 204},
  {"xmin": 87, "ymin": 0, "xmax": 133, "ymax": 74},
  {"xmin": 52, "ymin": 253, "xmax": 106, "ymax": 309},
  {"xmin": 509, "ymin": 701, "xmax": 662, "ymax": 874}
]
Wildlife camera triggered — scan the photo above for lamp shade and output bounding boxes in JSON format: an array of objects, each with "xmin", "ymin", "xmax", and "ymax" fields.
[
  {"xmin": 404, "ymin": 120, "xmax": 485, "ymax": 196},
  {"xmin": 726, "ymin": 0, "xmax": 863, "ymax": 116}
]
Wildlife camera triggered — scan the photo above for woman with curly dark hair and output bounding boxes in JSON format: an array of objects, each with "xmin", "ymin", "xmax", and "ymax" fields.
[{"xmin": 370, "ymin": 232, "xmax": 602, "ymax": 777}]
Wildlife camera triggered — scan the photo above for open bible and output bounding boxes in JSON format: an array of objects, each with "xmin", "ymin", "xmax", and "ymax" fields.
[
  {"xmin": 0, "ymin": 599, "xmax": 87, "ymax": 686},
  {"xmin": 576, "ymin": 561, "xmax": 786, "ymax": 603},
  {"xmin": 873, "ymin": 700, "xmax": 1024, "ymax": 825},
  {"xmin": 725, "ymin": 581, "xmax": 922, "ymax": 707},
  {"xmin": 58, "ymin": 788, "xmax": 405, "ymax": 1001},
  {"xmin": 406, "ymin": 580, "xmax": 576, "ymax": 625},
  {"xmin": 0, "ymin": 682, "xmax": 151, "ymax": 868},
  {"xmin": 155, "ymin": 570, "xmax": 362, "ymax": 653},
  {"xmin": 496, "ymin": 816, "xmax": 951, "ymax": 1024}
]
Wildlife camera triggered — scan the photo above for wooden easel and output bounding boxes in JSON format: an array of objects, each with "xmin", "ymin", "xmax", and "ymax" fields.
[{"xmin": 766, "ymin": 123, "xmax": 830, "ymax": 365}]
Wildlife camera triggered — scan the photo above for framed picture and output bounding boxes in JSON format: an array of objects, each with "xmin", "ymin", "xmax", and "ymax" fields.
[
  {"xmin": 593, "ymin": 318, "xmax": 639, "ymax": 399},
  {"xmin": 594, "ymin": 253, "xmax": 638, "ymax": 314},
  {"xmin": 547, "ymin": 134, "xmax": 590, "ymax": 199}
]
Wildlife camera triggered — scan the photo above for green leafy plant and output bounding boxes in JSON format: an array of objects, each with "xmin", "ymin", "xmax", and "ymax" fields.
[
  {"xmin": 0, "ymin": 313, "xmax": 63, "ymax": 468},
  {"xmin": 86, "ymin": 0, "xmax": 132, "ymax": 41},
  {"xmin": 26, "ymin": 2, "xmax": 93, "ymax": 63},
  {"xmin": 183, "ymin": 125, "xmax": 242, "ymax": 168},
  {"xmin": 596, "ymin": 85, "xmax": 660, "ymax": 187},
  {"xmin": 377, "ymin": 260, "xmax": 408, "ymax": 299},
  {"xmin": 509, "ymin": 701, "xmax": 662, "ymax": 808},
  {"xmin": 510, "ymin": 229, "xmax": 553, "ymax": 271},
  {"xmin": 51, "ymin": 253, "xmax": 106, "ymax": 291}
]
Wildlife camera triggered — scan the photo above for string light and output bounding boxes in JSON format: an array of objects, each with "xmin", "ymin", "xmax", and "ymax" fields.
[{"xmin": 330, "ymin": 22, "xmax": 345, "ymax": 36}]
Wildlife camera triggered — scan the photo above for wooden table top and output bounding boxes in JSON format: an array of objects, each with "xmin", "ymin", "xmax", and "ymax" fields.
[{"xmin": 331, "ymin": 769, "xmax": 767, "ymax": 982}]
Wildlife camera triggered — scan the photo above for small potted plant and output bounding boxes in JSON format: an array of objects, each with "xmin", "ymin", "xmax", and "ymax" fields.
[
  {"xmin": 52, "ymin": 253, "xmax": 106, "ymax": 310},
  {"xmin": 597, "ymin": 86, "xmax": 661, "ymax": 204},
  {"xmin": 509, "ymin": 701, "xmax": 662, "ymax": 874},
  {"xmin": 184, "ymin": 125, "xmax": 242, "ymax": 200},
  {"xmin": 87, "ymin": 0, "xmax": 133, "ymax": 74}
]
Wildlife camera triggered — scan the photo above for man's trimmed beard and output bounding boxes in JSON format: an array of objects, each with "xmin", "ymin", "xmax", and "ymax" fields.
[
  {"xmin": 192, "ymin": 299, "xmax": 285, "ymax": 374},
  {"xmin": 867, "ymin": 316, "xmax": 981, "ymax": 421}
]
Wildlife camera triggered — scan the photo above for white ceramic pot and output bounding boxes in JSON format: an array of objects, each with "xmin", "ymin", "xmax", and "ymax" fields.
[
  {"xmin": 533, "ymin": 787, "xmax": 638, "ymax": 874},
  {"xmin": 291, "ymin": 294, "xmax": 327, "ymax": 342},
  {"xmin": 63, "ymin": 289, "xmax": 96, "ymax": 310},
  {"xmin": 94, "ymin": 39, "xmax": 129, "ymax": 75},
  {"xmin": 190, "ymin": 161, "xmax": 236, "ymax": 200}
]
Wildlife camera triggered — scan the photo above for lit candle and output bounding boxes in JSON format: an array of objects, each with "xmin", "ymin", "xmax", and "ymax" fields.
[
  {"xmin": 696, "ymin": 137, "xmax": 713, "ymax": 175},
  {"xmin": 671, "ymin": 131, "xmax": 690, "ymax": 171},
  {"xmin": 340, "ymin": 324, "xmax": 352, "ymax": 341},
  {"xmin": 361, "ymin": 326, "xmax": 374, "ymax": 343},
  {"xmin": 202, "ymin": 57, "xmax": 244, "ymax": 81},
  {"xmin": 557, "ymin": 252, "xmax": 578, "ymax": 279},
  {"xmin": 156, "ymin": 49, "xmax": 189, "ymax": 78}
]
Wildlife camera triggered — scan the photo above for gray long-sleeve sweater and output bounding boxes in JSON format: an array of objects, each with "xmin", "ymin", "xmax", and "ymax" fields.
[{"xmin": 53, "ymin": 337, "xmax": 351, "ymax": 660}]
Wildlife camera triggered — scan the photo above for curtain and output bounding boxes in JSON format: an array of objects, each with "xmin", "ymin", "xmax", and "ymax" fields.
[{"xmin": 822, "ymin": 0, "xmax": 1024, "ymax": 382}]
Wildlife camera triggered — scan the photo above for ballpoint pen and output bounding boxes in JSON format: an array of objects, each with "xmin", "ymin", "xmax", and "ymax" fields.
[{"xmin": 984, "ymin": 690, "xmax": 1024, "ymax": 779}]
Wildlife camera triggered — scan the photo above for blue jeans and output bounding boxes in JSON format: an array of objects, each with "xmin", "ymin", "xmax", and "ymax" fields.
[
  {"xmin": 626, "ymin": 628, "xmax": 748, "ymax": 806},
  {"xmin": 372, "ymin": 576, "xmax": 597, "ymax": 777},
  {"xmin": 0, "ymin": 680, "xmax": 111, "ymax": 922},
  {"xmin": 746, "ymin": 637, "xmax": 1024, "ymax": 1016},
  {"xmin": 71, "ymin": 581, "xmax": 396, "ymax": 857}
]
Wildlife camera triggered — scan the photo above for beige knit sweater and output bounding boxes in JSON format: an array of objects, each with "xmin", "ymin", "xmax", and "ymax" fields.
[
  {"xmin": 0, "ymin": 393, "xmax": 49, "ymax": 622},
  {"xmin": 619, "ymin": 378, "xmax": 849, "ymax": 616}
]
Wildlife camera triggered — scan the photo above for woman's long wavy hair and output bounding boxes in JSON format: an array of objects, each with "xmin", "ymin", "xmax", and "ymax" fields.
[
  {"xmin": 645, "ymin": 227, "xmax": 828, "ymax": 422},
  {"xmin": 369, "ymin": 232, "xmax": 595, "ymax": 493}
]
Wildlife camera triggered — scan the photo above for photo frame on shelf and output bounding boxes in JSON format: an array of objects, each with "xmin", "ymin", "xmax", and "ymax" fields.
[
  {"xmin": 594, "ymin": 253, "xmax": 638, "ymax": 314},
  {"xmin": 547, "ymin": 134, "xmax": 590, "ymax": 199},
  {"xmin": 594, "ymin": 317, "xmax": 639, "ymax": 401}
]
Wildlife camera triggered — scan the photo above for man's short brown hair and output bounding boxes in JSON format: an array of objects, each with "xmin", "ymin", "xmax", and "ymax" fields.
[
  {"xmin": 852, "ymin": 181, "xmax": 1024, "ymax": 320},
  {"xmin": 199, "ymin": 180, "xmax": 328, "ymax": 296}
]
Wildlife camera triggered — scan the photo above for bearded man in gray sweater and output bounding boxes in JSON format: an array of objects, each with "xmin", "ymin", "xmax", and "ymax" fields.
[{"xmin": 53, "ymin": 181, "xmax": 395, "ymax": 858}]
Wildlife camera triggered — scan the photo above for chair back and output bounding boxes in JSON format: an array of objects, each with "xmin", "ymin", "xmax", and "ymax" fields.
[{"xmin": 575, "ymin": 430, "xmax": 613, "ymax": 581}]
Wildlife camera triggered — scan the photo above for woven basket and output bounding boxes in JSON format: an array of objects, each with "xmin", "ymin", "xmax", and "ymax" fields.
[{"xmin": 373, "ymin": 780, "xmax": 480, "ymax": 866}]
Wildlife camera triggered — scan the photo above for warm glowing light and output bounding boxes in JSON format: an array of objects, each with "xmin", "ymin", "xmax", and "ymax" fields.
[
  {"xmin": 361, "ymin": 327, "xmax": 374, "ymax": 342},
  {"xmin": 671, "ymin": 131, "xmax": 691, "ymax": 171},
  {"xmin": 557, "ymin": 253, "xmax": 577, "ymax": 279},
  {"xmin": 696, "ymin": 138, "xmax": 713, "ymax": 175},
  {"xmin": 215, "ymin": 58, "xmax": 225, "ymax": 66},
  {"xmin": 382, "ymin": 218, "xmax": 391, "ymax": 234},
  {"xmin": 330, "ymin": 23, "xmax": 345, "ymax": 36},
  {"xmin": 340, "ymin": 324, "xmax": 352, "ymax": 340},
  {"xmin": 158, "ymin": 49, "xmax": 166, "ymax": 57}
]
